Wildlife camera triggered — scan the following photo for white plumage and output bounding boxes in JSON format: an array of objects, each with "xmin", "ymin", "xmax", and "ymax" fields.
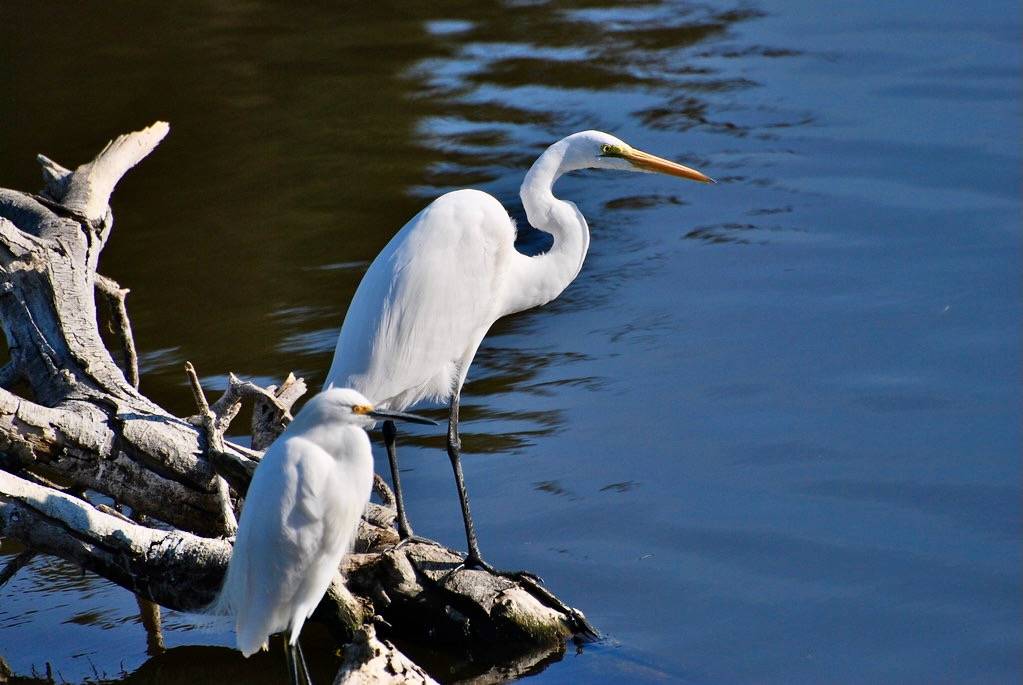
[
  {"xmin": 328, "ymin": 189, "xmax": 516, "ymax": 411},
  {"xmin": 324, "ymin": 130, "xmax": 712, "ymax": 568},
  {"xmin": 212, "ymin": 387, "xmax": 433, "ymax": 659}
]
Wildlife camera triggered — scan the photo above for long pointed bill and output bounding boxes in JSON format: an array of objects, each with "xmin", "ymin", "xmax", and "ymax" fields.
[
  {"xmin": 623, "ymin": 148, "xmax": 715, "ymax": 183},
  {"xmin": 368, "ymin": 408, "xmax": 437, "ymax": 426}
]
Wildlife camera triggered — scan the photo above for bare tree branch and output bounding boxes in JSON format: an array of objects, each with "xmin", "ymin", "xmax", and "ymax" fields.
[
  {"xmin": 50, "ymin": 121, "xmax": 170, "ymax": 226},
  {"xmin": 184, "ymin": 361, "xmax": 219, "ymax": 447},
  {"xmin": 11, "ymin": 468, "xmax": 70, "ymax": 493},
  {"xmin": 334, "ymin": 624, "xmax": 438, "ymax": 685},
  {"xmin": 373, "ymin": 473, "xmax": 397, "ymax": 510},
  {"xmin": 251, "ymin": 372, "xmax": 306, "ymax": 450},
  {"xmin": 0, "ymin": 468, "xmax": 229, "ymax": 611},
  {"xmin": 183, "ymin": 361, "xmax": 237, "ymax": 534},
  {"xmin": 137, "ymin": 594, "xmax": 166, "ymax": 655},
  {"xmin": 37, "ymin": 154, "xmax": 71, "ymax": 201},
  {"xmin": 0, "ymin": 385, "xmax": 232, "ymax": 536},
  {"xmin": 0, "ymin": 124, "xmax": 236, "ymax": 537},
  {"xmin": 209, "ymin": 373, "xmax": 289, "ymax": 430},
  {"xmin": 94, "ymin": 274, "xmax": 140, "ymax": 388},
  {"xmin": 182, "ymin": 366, "xmax": 308, "ymax": 497}
]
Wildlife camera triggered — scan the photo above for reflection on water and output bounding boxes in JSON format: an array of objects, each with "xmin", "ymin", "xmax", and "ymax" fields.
[{"xmin": 1, "ymin": 0, "xmax": 1020, "ymax": 682}]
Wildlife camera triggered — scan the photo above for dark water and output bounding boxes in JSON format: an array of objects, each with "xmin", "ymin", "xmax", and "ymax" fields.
[{"xmin": 1, "ymin": 1, "xmax": 1020, "ymax": 682}]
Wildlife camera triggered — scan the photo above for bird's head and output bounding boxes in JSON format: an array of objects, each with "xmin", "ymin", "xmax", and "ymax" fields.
[
  {"xmin": 562, "ymin": 130, "xmax": 714, "ymax": 183},
  {"xmin": 310, "ymin": 387, "xmax": 437, "ymax": 428}
]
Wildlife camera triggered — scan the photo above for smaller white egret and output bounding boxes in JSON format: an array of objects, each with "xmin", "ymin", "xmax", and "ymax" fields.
[{"xmin": 211, "ymin": 387, "xmax": 435, "ymax": 684}]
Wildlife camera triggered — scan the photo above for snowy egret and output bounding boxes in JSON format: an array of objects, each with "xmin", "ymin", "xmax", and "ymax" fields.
[
  {"xmin": 326, "ymin": 130, "xmax": 712, "ymax": 573},
  {"xmin": 211, "ymin": 387, "xmax": 435, "ymax": 683}
]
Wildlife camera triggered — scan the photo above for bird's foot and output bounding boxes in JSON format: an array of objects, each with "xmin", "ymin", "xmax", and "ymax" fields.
[
  {"xmin": 391, "ymin": 534, "xmax": 435, "ymax": 552},
  {"xmin": 443, "ymin": 553, "xmax": 544, "ymax": 585},
  {"xmin": 433, "ymin": 556, "xmax": 597, "ymax": 639}
]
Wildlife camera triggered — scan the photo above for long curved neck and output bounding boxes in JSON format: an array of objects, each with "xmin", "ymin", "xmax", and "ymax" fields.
[{"xmin": 502, "ymin": 140, "xmax": 591, "ymax": 316}]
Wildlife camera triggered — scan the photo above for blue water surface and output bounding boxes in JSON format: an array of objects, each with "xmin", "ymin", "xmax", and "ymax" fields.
[{"xmin": 0, "ymin": 0, "xmax": 1018, "ymax": 682}]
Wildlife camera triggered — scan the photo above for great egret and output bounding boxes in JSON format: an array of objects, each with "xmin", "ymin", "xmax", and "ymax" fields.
[
  {"xmin": 326, "ymin": 130, "xmax": 711, "ymax": 573},
  {"xmin": 211, "ymin": 387, "xmax": 435, "ymax": 684}
]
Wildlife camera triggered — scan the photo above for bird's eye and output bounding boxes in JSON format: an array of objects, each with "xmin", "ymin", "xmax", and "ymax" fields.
[
  {"xmin": 352, "ymin": 404, "xmax": 373, "ymax": 415},
  {"xmin": 600, "ymin": 144, "xmax": 612, "ymax": 155}
]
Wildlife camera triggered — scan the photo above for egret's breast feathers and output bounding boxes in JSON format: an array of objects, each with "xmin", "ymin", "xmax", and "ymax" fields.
[{"xmin": 326, "ymin": 189, "xmax": 517, "ymax": 408}]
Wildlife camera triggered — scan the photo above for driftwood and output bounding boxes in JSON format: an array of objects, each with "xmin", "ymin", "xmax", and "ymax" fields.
[
  {"xmin": 0, "ymin": 123, "xmax": 595, "ymax": 682},
  {"xmin": 334, "ymin": 624, "xmax": 438, "ymax": 685}
]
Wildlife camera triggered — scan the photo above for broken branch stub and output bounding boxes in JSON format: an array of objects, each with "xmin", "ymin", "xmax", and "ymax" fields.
[
  {"xmin": 251, "ymin": 372, "xmax": 306, "ymax": 450},
  {"xmin": 0, "ymin": 123, "xmax": 237, "ymax": 537}
]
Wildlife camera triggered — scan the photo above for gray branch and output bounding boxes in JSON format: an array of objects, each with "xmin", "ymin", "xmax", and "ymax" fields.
[
  {"xmin": 251, "ymin": 372, "xmax": 307, "ymax": 450},
  {"xmin": 0, "ymin": 549, "xmax": 35, "ymax": 588},
  {"xmin": 48, "ymin": 121, "xmax": 169, "ymax": 226},
  {"xmin": 94, "ymin": 274, "xmax": 140, "ymax": 389},
  {"xmin": 0, "ymin": 469, "xmax": 229, "ymax": 610},
  {"xmin": 0, "ymin": 123, "xmax": 236, "ymax": 537},
  {"xmin": 182, "ymin": 361, "xmax": 237, "ymax": 535}
]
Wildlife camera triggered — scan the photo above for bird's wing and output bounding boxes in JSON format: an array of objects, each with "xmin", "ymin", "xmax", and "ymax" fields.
[
  {"xmin": 226, "ymin": 436, "xmax": 343, "ymax": 654},
  {"xmin": 327, "ymin": 189, "xmax": 516, "ymax": 407}
]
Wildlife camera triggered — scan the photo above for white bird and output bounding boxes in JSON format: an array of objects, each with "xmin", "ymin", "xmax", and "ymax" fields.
[
  {"xmin": 211, "ymin": 387, "xmax": 434, "ymax": 683},
  {"xmin": 325, "ymin": 130, "xmax": 712, "ymax": 573}
]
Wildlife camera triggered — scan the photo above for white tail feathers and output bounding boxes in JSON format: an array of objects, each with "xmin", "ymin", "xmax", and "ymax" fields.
[
  {"xmin": 205, "ymin": 580, "xmax": 235, "ymax": 617},
  {"xmin": 206, "ymin": 545, "xmax": 276, "ymax": 657}
]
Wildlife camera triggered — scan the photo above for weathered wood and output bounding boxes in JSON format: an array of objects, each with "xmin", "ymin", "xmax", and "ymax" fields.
[
  {"xmin": 0, "ymin": 124, "xmax": 237, "ymax": 537},
  {"xmin": 94, "ymin": 274, "xmax": 140, "ymax": 389},
  {"xmin": 344, "ymin": 542, "xmax": 591, "ymax": 647},
  {"xmin": 51, "ymin": 121, "xmax": 170, "ymax": 227},
  {"xmin": 0, "ymin": 469, "xmax": 229, "ymax": 610},
  {"xmin": 0, "ymin": 123, "xmax": 596, "ymax": 683},
  {"xmin": 251, "ymin": 372, "xmax": 307, "ymax": 451},
  {"xmin": 137, "ymin": 594, "xmax": 166, "ymax": 655},
  {"xmin": 182, "ymin": 361, "xmax": 238, "ymax": 534},
  {"xmin": 0, "ymin": 387, "xmax": 231, "ymax": 536},
  {"xmin": 334, "ymin": 624, "xmax": 438, "ymax": 685},
  {"xmin": 0, "ymin": 462, "xmax": 588, "ymax": 658}
]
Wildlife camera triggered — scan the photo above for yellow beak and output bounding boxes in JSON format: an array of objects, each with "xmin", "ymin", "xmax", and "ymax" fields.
[{"xmin": 622, "ymin": 148, "xmax": 715, "ymax": 184}]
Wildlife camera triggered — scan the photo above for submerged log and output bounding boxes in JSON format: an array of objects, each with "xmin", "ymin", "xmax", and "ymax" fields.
[{"xmin": 0, "ymin": 123, "xmax": 595, "ymax": 682}]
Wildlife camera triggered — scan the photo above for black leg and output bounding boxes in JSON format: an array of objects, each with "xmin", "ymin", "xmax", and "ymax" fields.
[
  {"xmin": 445, "ymin": 392, "xmax": 485, "ymax": 564},
  {"xmin": 295, "ymin": 640, "xmax": 311, "ymax": 685},
  {"xmin": 445, "ymin": 393, "xmax": 543, "ymax": 585},
  {"xmin": 284, "ymin": 638, "xmax": 300, "ymax": 685},
  {"xmin": 382, "ymin": 420, "xmax": 415, "ymax": 540},
  {"xmin": 284, "ymin": 636, "xmax": 312, "ymax": 685}
]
